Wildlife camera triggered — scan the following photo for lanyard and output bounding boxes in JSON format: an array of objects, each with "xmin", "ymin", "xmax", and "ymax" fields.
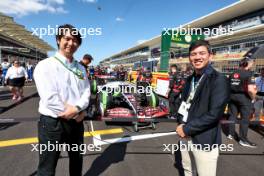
[
  {"xmin": 186, "ymin": 74, "xmax": 205, "ymax": 104},
  {"xmin": 53, "ymin": 56, "xmax": 85, "ymax": 80}
]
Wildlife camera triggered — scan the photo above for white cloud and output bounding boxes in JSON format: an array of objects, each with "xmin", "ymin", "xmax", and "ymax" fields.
[
  {"xmin": 115, "ymin": 17, "xmax": 124, "ymax": 22},
  {"xmin": 0, "ymin": 0, "xmax": 67, "ymax": 17},
  {"xmin": 137, "ymin": 40, "xmax": 147, "ymax": 45},
  {"xmin": 55, "ymin": 6, "xmax": 67, "ymax": 13}
]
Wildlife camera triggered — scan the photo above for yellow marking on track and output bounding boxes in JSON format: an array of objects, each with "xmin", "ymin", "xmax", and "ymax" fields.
[
  {"xmin": 0, "ymin": 128, "xmax": 123, "ymax": 147},
  {"xmin": 84, "ymin": 128, "xmax": 123, "ymax": 137}
]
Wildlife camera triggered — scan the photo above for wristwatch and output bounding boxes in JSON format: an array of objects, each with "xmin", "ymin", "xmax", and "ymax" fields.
[{"xmin": 72, "ymin": 106, "xmax": 82, "ymax": 119}]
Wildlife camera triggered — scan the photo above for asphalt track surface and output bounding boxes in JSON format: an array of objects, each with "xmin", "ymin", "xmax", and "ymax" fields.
[{"xmin": 0, "ymin": 86, "xmax": 264, "ymax": 176}]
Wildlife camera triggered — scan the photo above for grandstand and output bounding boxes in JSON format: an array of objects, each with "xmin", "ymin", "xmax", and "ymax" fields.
[
  {"xmin": 100, "ymin": 0, "xmax": 264, "ymax": 73},
  {"xmin": 0, "ymin": 12, "xmax": 54, "ymax": 64}
]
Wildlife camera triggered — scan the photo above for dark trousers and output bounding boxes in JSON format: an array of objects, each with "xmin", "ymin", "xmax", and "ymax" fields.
[
  {"xmin": 169, "ymin": 91, "xmax": 180, "ymax": 117},
  {"xmin": 228, "ymin": 95, "xmax": 253, "ymax": 141},
  {"xmin": 37, "ymin": 115, "xmax": 84, "ymax": 176}
]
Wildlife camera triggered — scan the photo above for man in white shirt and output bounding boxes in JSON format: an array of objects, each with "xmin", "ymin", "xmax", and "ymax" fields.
[
  {"xmin": 34, "ymin": 24, "xmax": 90, "ymax": 176},
  {"xmin": 254, "ymin": 68, "xmax": 264, "ymax": 120}
]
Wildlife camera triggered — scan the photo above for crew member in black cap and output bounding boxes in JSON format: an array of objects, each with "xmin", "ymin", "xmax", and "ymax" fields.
[
  {"xmin": 166, "ymin": 64, "xmax": 185, "ymax": 119},
  {"xmin": 80, "ymin": 54, "xmax": 93, "ymax": 73},
  {"xmin": 228, "ymin": 48, "xmax": 257, "ymax": 148}
]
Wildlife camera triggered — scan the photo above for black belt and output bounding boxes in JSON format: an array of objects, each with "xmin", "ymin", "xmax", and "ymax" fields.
[
  {"xmin": 257, "ymin": 92, "xmax": 264, "ymax": 96},
  {"xmin": 231, "ymin": 91, "xmax": 245, "ymax": 94}
]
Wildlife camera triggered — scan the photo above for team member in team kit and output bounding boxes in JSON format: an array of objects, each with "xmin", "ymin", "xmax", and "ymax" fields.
[
  {"xmin": 228, "ymin": 48, "xmax": 257, "ymax": 148},
  {"xmin": 142, "ymin": 67, "xmax": 152, "ymax": 84},
  {"xmin": 166, "ymin": 64, "xmax": 185, "ymax": 119},
  {"xmin": 136, "ymin": 67, "xmax": 152, "ymax": 106},
  {"xmin": 117, "ymin": 65, "xmax": 127, "ymax": 81},
  {"xmin": 34, "ymin": 24, "xmax": 90, "ymax": 176},
  {"xmin": 136, "ymin": 67, "xmax": 143, "ymax": 83}
]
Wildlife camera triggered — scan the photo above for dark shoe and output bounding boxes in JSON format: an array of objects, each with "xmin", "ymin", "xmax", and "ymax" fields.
[{"xmin": 239, "ymin": 139, "xmax": 257, "ymax": 148}]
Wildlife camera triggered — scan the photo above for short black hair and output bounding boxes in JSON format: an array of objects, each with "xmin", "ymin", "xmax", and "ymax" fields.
[
  {"xmin": 189, "ymin": 39, "xmax": 211, "ymax": 54},
  {"xmin": 170, "ymin": 64, "xmax": 178, "ymax": 69},
  {"xmin": 56, "ymin": 24, "xmax": 82, "ymax": 48},
  {"xmin": 83, "ymin": 54, "xmax": 93, "ymax": 61}
]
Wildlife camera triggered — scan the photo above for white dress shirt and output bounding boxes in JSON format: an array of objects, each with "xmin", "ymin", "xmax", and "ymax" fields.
[
  {"xmin": 33, "ymin": 52, "xmax": 90, "ymax": 118},
  {"xmin": 5, "ymin": 66, "xmax": 28, "ymax": 79},
  {"xmin": 255, "ymin": 76, "xmax": 264, "ymax": 92}
]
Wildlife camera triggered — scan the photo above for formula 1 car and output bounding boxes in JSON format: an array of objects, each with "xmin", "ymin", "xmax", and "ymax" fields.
[{"xmin": 89, "ymin": 75, "xmax": 169, "ymax": 131}]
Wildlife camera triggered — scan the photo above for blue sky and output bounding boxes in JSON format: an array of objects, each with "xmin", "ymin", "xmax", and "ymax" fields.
[{"xmin": 0, "ymin": 0, "xmax": 238, "ymax": 64}]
